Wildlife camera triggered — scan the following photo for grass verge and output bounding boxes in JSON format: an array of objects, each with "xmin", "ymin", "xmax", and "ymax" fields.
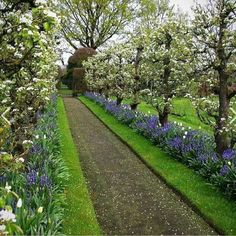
[
  {"xmin": 79, "ymin": 95, "xmax": 236, "ymax": 235},
  {"xmin": 57, "ymin": 96, "xmax": 101, "ymax": 235}
]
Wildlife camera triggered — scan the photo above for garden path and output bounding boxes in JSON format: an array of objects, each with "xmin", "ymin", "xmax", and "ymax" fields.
[{"xmin": 63, "ymin": 97, "xmax": 216, "ymax": 235}]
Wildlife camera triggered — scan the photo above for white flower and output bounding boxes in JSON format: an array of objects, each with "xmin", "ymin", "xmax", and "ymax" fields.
[
  {"xmin": 183, "ymin": 135, "xmax": 186, "ymax": 139},
  {"xmin": 0, "ymin": 210, "xmax": 16, "ymax": 222},
  {"xmin": 17, "ymin": 198, "xmax": 22, "ymax": 208},
  {"xmin": 43, "ymin": 10, "xmax": 57, "ymax": 18},
  {"xmin": 0, "ymin": 152, "xmax": 8, "ymax": 155},
  {"xmin": 26, "ymin": 87, "xmax": 34, "ymax": 91},
  {"xmin": 5, "ymin": 183, "xmax": 11, "ymax": 193},
  {"xmin": 28, "ymin": 107, "xmax": 33, "ymax": 111},
  {"xmin": 37, "ymin": 207, "xmax": 43, "ymax": 213},
  {"xmin": 28, "ymin": 30, "xmax": 33, "ymax": 35},
  {"xmin": 35, "ymin": 0, "xmax": 47, "ymax": 5},
  {"xmin": 0, "ymin": 225, "xmax": 6, "ymax": 232},
  {"xmin": 228, "ymin": 161, "xmax": 231, "ymax": 166},
  {"xmin": 184, "ymin": 131, "xmax": 188, "ymax": 135},
  {"xmin": 22, "ymin": 140, "xmax": 33, "ymax": 145},
  {"xmin": 35, "ymin": 135, "xmax": 39, "ymax": 139},
  {"xmin": 19, "ymin": 157, "xmax": 24, "ymax": 163},
  {"xmin": 20, "ymin": 16, "xmax": 28, "ymax": 24}
]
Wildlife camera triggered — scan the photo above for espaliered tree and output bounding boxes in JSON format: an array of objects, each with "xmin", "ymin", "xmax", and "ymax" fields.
[
  {"xmin": 190, "ymin": 0, "xmax": 236, "ymax": 155},
  {"xmin": 107, "ymin": 43, "xmax": 133, "ymax": 105},
  {"xmin": 84, "ymin": 51, "xmax": 112, "ymax": 96},
  {"xmin": 144, "ymin": 16, "xmax": 191, "ymax": 126},
  {"xmin": 129, "ymin": 41, "xmax": 145, "ymax": 110}
]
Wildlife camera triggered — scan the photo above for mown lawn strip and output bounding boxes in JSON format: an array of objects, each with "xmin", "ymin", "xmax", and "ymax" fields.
[{"xmin": 57, "ymin": 96, "xmax": 101, "ymax": 235}]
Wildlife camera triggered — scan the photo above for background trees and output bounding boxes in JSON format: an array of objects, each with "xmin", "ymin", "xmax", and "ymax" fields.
[
  {"xmin": 82, "ymin": 0, "xmax": 236, "ymax": 156},
  {"xmin": 58, "ymin": 0, "xmax": 133, "ymax": 49}
]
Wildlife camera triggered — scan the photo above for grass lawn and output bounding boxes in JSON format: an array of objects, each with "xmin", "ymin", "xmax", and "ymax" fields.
[
  {"xmin": 120, "ymin": 97, "xmax": 213, "ymax": 133},
  {"xmin": 59, "ymin": 88, "xmax": 72, "ymax": 96},
  {"xmin": 80, "ymin": 95, "xmax": 236, "ymax": 235},
  {"xmin": 57, "ymin": 96, "xmax": 101, "ymax": 235}
]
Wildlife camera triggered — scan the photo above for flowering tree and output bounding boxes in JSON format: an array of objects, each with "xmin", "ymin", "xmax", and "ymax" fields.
[
  {"xmin": 84, "ymin": 51, "xmax": 112, "ymax": 97},
  {"xmin": 0, "ymin": 0, "xmax": 59, "ymax": 157},
  {"xmin": 144, "ymin": 16, "xmax": 191, "ymax": 126},
  {"xmin": 106, "ymin": 43, "xmax": 134, "ymax": 105},
  {"xmin": 190, "ymin": 0, "xmax": 236, "ymax": 155}
]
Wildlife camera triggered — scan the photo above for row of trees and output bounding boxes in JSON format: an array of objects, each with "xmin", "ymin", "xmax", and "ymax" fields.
[{"xmin": 83, "ymin": 0, "xmax": 236, "ymax": 156}]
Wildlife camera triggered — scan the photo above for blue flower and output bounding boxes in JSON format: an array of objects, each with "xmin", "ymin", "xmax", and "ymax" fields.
[
  {"xmin": 168, "ymin": 136, "xmax": 182, "ymax": 149},
  {"xmin": 220, "ymin": 165, "xmax": 230, "ymax": 176},
  {"xmin": 198, "ymin": 155, "xmax": 207, "ymax": 163},
  {"xmin": 27, "ymin": 170, "xmax": 37, "ymax": 185},
  {"xmin": 222, "ymin": 149, "xmax": 235, "ymax": 160},
  {"xmin": 40, "ymin": 175, "xmax": 51, "ymax": 188}
]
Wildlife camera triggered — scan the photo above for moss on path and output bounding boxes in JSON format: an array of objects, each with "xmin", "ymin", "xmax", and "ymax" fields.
[{"xmin": 63, "ymin": 97, "xmax": 216, "ymax": 235}]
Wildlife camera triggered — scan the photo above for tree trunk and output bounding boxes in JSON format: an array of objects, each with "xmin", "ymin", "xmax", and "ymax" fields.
[
  {"xmin": 131, "ymin": 46, "xmax": 144, "ymax": 111},
  {"xmin": 157, "ymin": 32, "xmax": 172, "ymax": 127},
  {"xmin": 215, "ymin": 69, "xmax": 230, "ymax": 155},
  {"xmin": 214, "ymin": 14, "xmax": 231, "ymax": 156},
  {"xmin": 158, "ymin": 104, "xmax": 170, "ymax": 126},
  {"xmin": 104, "ymin": 92, "xmax": 109, "ymax": 99},
  {"xmin": 130, "ymin": 103, "xmax": 139, "ymax": 110},
  {"xmin": 116, "ymin": 97, "xmax": 123, "ymax": 106}
]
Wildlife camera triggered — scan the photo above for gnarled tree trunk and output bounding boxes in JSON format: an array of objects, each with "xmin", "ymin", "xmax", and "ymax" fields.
[{"xmin": 116, "ymin": 97, "xmax": 123, "ymax": 106}]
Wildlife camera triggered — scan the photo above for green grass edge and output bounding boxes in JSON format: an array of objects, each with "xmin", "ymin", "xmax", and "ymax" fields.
[
  {"xmin": 57, "ymin": 96, "xmax": 101, "ymax": 235},
  {"xmin": 79, "ymin": 95, "xmax": 236, "ymax": 235}
]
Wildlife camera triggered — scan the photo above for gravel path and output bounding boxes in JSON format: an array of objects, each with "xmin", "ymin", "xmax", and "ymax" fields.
[{"xmin": 63, "ymin": 97, "xmax": 216, "ymax": 235}]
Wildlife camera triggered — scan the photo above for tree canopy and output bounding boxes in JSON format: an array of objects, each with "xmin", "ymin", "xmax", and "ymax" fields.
[{"xmin": 59, "ymin": 0, "xmax": 133, "ymax": 49}]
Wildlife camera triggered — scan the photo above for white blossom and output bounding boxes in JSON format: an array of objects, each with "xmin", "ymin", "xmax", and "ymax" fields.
[
  {"xmin": 0, "ymin": 210, "xmax": 16, "ymax": 222},
  {"xmin": 17, "ymin": 198, "xmax": 23, "ymax": 208}
]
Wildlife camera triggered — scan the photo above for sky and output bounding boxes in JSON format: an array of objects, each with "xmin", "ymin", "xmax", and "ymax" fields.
[{"xmin": 169, "ymin": 0, "xmax": 207, "ymax": 15}]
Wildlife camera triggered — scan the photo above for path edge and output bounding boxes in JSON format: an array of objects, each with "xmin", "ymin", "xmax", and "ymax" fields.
[
  {"xmin": 58, "ymin": 96, "xmax": 102, "ymax": 235},
  {"xmin": 79, "ymin": 96, "xmax": 224, "ymax": 235}
]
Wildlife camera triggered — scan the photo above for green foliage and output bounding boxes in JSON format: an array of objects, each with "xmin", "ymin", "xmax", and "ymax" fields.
[{"xmin": 1, "ymin": 98, "xmax": 69, "ymax": 235}]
